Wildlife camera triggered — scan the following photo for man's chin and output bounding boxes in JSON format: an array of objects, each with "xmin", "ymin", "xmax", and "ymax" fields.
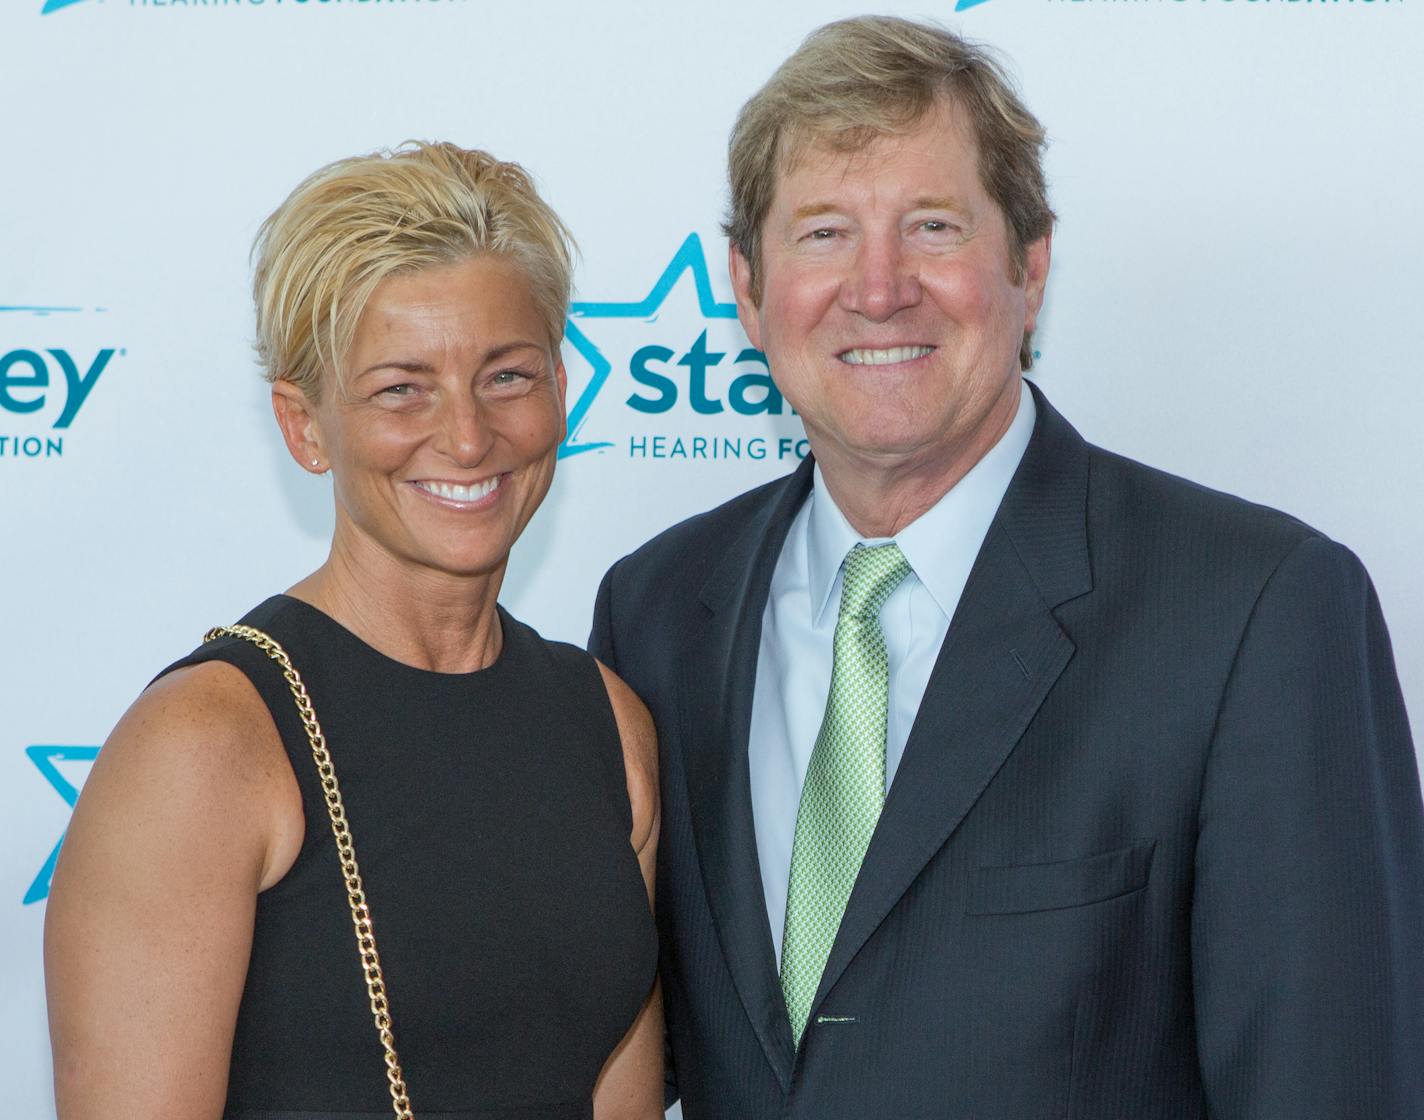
[{"xmin": 810, "ymin": 417, "xmax": 949, "ymax": 465}]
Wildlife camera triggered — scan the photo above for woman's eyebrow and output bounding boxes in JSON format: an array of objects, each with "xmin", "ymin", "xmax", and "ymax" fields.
[{"xmin": 356, "ymin": 358, "xmax": 435, "ymax": 378}]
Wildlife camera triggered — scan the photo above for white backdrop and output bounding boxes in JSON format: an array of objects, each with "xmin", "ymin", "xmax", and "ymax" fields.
[{"xmin": 3, "ymin": 1, "xmax": 1420, "ymax": 1116}]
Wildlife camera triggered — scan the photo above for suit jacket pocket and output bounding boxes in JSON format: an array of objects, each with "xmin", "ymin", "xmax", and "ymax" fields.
[{"xmin": 966, "ymin": 840, "xmax": 1156, "ymax": 916}]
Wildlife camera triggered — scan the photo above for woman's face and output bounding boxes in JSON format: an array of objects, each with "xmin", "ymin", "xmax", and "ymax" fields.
[{"xmin": 292, "ymin": 254, "xmax": 566, "ymax": 582}]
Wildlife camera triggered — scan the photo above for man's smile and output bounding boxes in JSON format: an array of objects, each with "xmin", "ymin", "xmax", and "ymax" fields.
[{"xmin": 837, "ymin": 345, "xmax": 937, "ymax": 366}]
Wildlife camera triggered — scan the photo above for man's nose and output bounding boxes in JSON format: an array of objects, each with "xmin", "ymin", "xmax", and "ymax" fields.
[
  {"xmin": 841, "ymin": 234, "xmax": 922, "ymax": 322},
  {"xmin": 435, "ymin": 392, "xmax": 494, "ymax": 466}
]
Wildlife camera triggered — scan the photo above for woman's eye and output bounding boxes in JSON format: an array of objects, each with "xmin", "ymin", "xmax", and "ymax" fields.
[
  {"xmin": 492, "ymin": 369, "xmax": 532, "ymax": 385},
  {"xmin": 379, "ymin": 384, "xmax": 414, "ymax": 397},
  {"xmin": 808, "ymin": 228, "xmax": 838, "ymax": 241}
]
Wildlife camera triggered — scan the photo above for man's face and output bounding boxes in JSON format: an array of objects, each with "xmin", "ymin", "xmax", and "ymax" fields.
[{"xmin": 731, "ymin": 99, "xmax": 1050, "ymax": 482}]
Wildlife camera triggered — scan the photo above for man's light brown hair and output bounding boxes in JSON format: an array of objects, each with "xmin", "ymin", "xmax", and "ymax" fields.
[
  {"xmin": 725, "ymin": 16, "xmax": 1054, "ymax": 370},
  {"xmin": 253, "ymin": 141, "xmax": 574, "ymax": 402}
]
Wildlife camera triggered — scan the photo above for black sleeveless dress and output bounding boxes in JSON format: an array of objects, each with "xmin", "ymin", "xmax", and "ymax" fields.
[{"xmin": 161, "ymin": 595, "xmax": 658, "ymax": 1120}]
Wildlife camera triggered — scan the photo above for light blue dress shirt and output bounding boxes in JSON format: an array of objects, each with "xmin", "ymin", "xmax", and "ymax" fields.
[{"xmin": 748, "ymin": 381, "xmax": 1037, "ymax": 966}]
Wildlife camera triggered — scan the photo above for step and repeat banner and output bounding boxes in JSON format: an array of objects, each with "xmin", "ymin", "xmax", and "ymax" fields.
[{"xmin": 3, "ymin": 0, "xmax": 1420, "ymax": 1115}]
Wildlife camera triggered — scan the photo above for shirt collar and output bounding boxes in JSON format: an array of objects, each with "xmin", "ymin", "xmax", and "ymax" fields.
[{"xmin": 806, "ymin": 380, "xmax": 1037, "ymax": 625}]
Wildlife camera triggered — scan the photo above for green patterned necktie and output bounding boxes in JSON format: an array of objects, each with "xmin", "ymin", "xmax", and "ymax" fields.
[{"xmin": 780, "ymin": 542, "xmax": 912, "ymax": 1047}]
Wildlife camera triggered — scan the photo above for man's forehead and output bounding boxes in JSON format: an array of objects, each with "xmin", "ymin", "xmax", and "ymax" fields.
[
  {"xmin": 776, "ymin": 99, "xmax": 977, "ymax": 185},
  {"xmin": 772, "ymin": 101, "xmax": 980, "ymax": 206}
]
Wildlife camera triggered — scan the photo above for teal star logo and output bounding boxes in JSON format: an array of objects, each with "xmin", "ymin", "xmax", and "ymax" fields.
[
  {"xmin": 560, "ymin": 233, "xmax": 739, "ymax": 459},
  {"xmin": 23, "ymin": 745, "xmax": 100, "ymax": 905},
  {"xmin": 41, "ymin": 0, "xmax": 90, "ymax": 12},
  {"xmin": 955, "ymin": 0, "xmax": 993, "ymax": 9}
]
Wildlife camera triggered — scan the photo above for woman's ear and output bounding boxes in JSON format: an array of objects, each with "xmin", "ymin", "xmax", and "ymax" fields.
[{"xmin": 270, "ymin": 381, "xmax": 329, "ymax": 474}]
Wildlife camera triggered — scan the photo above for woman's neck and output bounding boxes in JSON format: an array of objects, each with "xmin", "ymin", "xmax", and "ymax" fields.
[{"xmin": 286, "ymin": 527, "xmax": 505, "ymax": 674}]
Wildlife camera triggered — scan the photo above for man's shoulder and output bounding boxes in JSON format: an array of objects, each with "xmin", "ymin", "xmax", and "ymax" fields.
[
  {"xmin": 1083, "ymin": 440, "xmax": 1334, "ymax": 583},
  {"xmin": 606, "ymin": 469, "xmax": 798, "ymax": 591}
]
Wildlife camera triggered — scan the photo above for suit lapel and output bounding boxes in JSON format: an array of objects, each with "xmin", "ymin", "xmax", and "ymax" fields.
[
  {"xmin": 812, "ymin": 386, "xmax": 1095, "ymax": 1015},
  {"xmin": 680, "ymin": 458, "xmax": 814, "ymax": 1091}
]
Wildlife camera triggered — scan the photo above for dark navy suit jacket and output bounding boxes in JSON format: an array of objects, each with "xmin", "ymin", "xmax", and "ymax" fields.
[{"xmin": 589, "ymin": 386, "xmax": 1424, "ymax": 1119}]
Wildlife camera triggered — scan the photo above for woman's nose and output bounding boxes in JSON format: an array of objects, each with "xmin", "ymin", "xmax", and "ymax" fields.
[{"xmin": 436, "ymin": 394, "xmax": 493, "ymax": 466}]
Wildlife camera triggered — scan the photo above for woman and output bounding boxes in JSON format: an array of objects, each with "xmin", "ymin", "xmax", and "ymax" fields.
[{"xmin": 44, "ymin": 142, "xmax": 663, "ymax": 1120}]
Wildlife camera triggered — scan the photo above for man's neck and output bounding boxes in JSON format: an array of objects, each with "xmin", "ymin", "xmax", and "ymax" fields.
[{"xmin": 813, "ymin": 379, "xmax": 1024, "ymax": 539}]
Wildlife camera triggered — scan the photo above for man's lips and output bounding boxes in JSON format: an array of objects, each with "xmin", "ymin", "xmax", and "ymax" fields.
[{"xmin": 838, "ymin": 345, "xmax": 937, "ymax": 366}]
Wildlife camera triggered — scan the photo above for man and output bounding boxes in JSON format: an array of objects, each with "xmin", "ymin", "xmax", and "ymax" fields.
[{"xmin": 590, "ymin": 16, "xmax": 1424, "ymax": 1119}]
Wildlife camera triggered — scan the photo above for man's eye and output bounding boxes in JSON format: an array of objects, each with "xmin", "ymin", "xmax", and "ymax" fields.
[
  {"xmin": 921, "ymin": 219, "xmax": 951, "ymax": 232},
  {"xmin": 808, "ymin": 228, "xmax": 838, "ymax": 240},
  {"xmin": 492, "ymin": 369, "xmax": 533, "ymax": 386}
]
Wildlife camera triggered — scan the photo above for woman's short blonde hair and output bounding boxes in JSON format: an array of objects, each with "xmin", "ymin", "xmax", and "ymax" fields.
[
  {"xmin": 252, "ymin": 141, "xmax": 574, "ymax": 401},
  {"xmin": 725, "ymin": 16, "xmax": 1054, "ymax": 370}
]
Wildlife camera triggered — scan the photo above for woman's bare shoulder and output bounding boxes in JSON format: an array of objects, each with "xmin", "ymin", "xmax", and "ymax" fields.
[
  {"xmin": 44, "ymin": 660, "xmax": 302, "ymax": 1119},
  {"xmin": 76, "ymin": 660, "xmax": 303, "ymax": 891},
  {"xmin": 127, "ymin": 659, "xmax": 274, "ymax": 743},
  {"xmin": 594, "ymin": 661, "xmax": 659, "ymax": 857}
]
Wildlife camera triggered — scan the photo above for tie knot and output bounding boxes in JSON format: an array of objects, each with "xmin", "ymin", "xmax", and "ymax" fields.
[{"xmin": 838, "ymin": 543, "xmax": 911, "ymax": 622}]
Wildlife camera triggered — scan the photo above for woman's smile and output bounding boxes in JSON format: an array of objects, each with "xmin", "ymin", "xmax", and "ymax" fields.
[{"xmin": 409, "ymin": 473, "xmax": 505, "ymax": 509}]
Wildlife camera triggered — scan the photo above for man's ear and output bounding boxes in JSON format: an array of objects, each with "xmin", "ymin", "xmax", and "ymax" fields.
[
  {"xmin": 1022, "ymin": 231, "xmax": 1052, "ymax": 335},
  {"xmin": 728, "ymin": 243, "xmax": 764, "ymax": 352},
  {"xmin": 271, "ymin": 381, "xmax": 329, "ymax": 474}
]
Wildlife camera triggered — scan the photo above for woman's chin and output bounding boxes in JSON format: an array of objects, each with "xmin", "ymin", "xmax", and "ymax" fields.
[{"xmin": 417, "ymin": 550, "xmax": 511, "ymax": 582}]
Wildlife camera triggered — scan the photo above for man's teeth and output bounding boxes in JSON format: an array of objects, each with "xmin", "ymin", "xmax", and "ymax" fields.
[
  {"xmin": 840, "ymin": 346, "xmax": 935, "ymax": 366},
  {"xmin": 416, "ymin": 477, "xmax": 501, "ymax": 502}
]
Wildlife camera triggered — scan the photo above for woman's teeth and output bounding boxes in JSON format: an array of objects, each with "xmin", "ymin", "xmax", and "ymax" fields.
[{"xmin": 415, "ymin": 477, "xmax": 501, "ymax": 502}]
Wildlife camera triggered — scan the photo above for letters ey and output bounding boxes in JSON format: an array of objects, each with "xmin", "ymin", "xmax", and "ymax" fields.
[{"xmin": 0, "ymin": 348, "xmax": 115, "ymax": 428}]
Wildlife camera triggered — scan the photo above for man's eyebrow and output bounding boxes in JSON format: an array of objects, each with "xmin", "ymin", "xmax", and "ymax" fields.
[
  {"xmin": 790, "ymin": 202, "xmax": 842, "ymax": 222},
  {"xmin": 788, "ymin": 197, "xmax": 971, "ymax": 223},
  {"xmin": 910, "ymin": 195, "xmax": 969, "ymax": 213}
]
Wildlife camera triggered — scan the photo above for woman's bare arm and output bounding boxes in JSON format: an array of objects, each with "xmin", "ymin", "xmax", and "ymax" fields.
[
  {"xmin": 45, "ymin": 662, "xmax": 302, "ymax": 1120},
  {"xmin": 591, "ymin": 663, "xmax": 665, "ymax": 1120}
]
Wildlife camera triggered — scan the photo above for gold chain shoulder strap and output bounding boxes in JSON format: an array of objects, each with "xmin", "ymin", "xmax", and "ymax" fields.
[{"xmin": 204, "ymin": 623, "xmax": 414, "ymax": 1120}]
